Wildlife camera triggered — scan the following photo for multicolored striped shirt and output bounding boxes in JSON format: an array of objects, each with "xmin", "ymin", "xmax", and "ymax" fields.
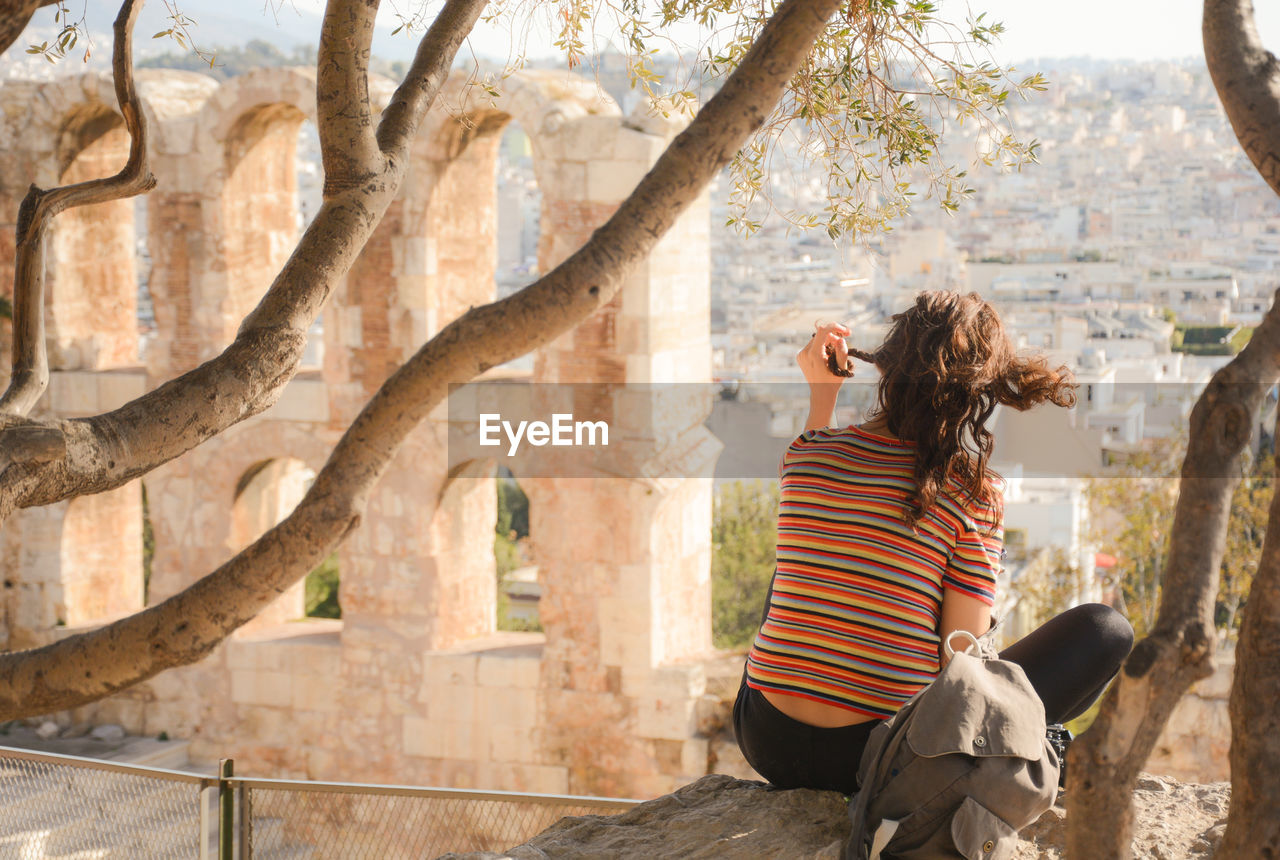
[{"xmin": 745, "ymin": 424, "xmax": 1004, "ymax": 719}]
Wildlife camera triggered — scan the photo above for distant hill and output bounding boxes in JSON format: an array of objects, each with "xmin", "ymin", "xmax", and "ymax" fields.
[{"xmin": 134, "ymin": 0, "xmax": 323, "ymax": 58}]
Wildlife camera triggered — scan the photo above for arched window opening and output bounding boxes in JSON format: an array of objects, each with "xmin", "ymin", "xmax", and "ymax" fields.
[
  {"xmin": 50, "ymin": 105, "xmax": 139, "ymax": 369},
  {"xmin": 495, "ymin": 121, "xmax": 541, "ymax": 301},
  {"xmin": 221, "ymin": 103, "xmax": 306, "ymax": 348},
  {"xmin": 496, "ymin": 467, "xmax": 540, "ymax": 631},
  {"xmin": 297, "ymin": 117, "xmax": 325, "ymax": 371},
  {"xmin": 230, "ymin": 457, "xmax": 338, "ymax": 623},
  {"xmin": 60, "ymin": 482, "xmax": 144, "ymax": 626},
  {"xmin": 135, "ymin": 196, "xmax": 154, "ymax": 365}
]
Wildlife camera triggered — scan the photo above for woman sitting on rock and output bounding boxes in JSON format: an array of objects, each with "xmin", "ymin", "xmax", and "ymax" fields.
[{"xmin": 733, "ymin": 289, "xmax": 1134, "ymax": 794}]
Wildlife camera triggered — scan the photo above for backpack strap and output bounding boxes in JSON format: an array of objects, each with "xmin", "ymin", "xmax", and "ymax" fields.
[
  {"xmin": 844, "ymin": 699, "xmax": 922, "ymax": 860},
  {"xmin": 943, "ymin": 629, "xmax": 980, "ymax": 661}
]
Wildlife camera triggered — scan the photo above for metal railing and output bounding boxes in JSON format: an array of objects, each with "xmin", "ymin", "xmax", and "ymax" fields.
[
  {"xmin": 0, "ymin": 744, "xmax": 217, "ymax": 859},
  {"xmin": 0, "ymin": 745, "xmax": 639, "ymax": 859}
]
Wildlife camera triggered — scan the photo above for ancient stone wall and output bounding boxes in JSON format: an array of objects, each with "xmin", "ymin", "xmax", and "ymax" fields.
[
  {"xmin": 0, "ymin": 67, "xmax": 717, "ymax": 798},
  {"xmin": 1145, "ymin": 648, "xmax": 1233, "ymax": 783}
]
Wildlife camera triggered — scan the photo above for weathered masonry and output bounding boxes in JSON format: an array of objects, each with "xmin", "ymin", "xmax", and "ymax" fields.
[{"xmin": 0, "ymin": 67, "xmax": 718, "ymax": 797}]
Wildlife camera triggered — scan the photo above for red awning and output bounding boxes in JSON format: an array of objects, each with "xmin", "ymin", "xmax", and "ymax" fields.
[{"xmin": 1095, "ymin": 552, "xmax": 1118, "ymax": 568}]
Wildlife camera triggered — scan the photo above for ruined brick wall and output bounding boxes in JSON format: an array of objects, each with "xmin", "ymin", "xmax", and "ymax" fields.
[{"xmin": 2, "ymin": 67, "xmax": 717, "ymax": 800}]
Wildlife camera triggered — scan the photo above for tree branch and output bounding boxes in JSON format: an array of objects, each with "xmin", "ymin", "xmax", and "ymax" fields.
[
  {"xmin": 1219, "ymin": 409, "xmax": 1280, "ymax": 855},
  {"xmin": 1066, "ymin": 286, "xmax": 1280, "ymax": 857},
  {"xmin": 1204, "ymin": 0, "xmax": 1280, "ymax": 196},
  {"xmin": 375, "ymin": 0, "xmax": 489, "ymax": 154},
  {"xmin": 316, "ymin": 0, "xmax": 385, "ymax": 192},
  {"xmin": 0, "ymin": 0, "xmax": 154, "ymax": 417},
  {"xmin": 0, "ymin": 0, "xmax": 845, "ymax": 719}
]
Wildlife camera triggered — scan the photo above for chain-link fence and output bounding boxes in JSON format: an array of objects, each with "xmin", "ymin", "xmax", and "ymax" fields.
[
  {"xmin": 237, "ymin": 779, "xmax": 638, "ymax": 859},
  {"xmin": 0, "ymin": 745, "xmax": 216, "ymax": 859},
  {"xmin": 1, "ymin": 745, "xmax": 639, "ymax": 859}
]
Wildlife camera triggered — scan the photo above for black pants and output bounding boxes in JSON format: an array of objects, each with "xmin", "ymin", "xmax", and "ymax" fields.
[{"xmin": 732, "ymin": 602, "xmax": 1135, "ymax": 795}]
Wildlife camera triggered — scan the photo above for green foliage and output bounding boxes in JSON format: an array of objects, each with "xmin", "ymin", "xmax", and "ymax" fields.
[
  {"xmin": 1220, "ymin": 442, "xmax": 1273, "ymax": 639},
  {"xmin": 495, "ymin": 477, "xmax": 541, "ymax": 632},
  {"xmin": 712, "ymin": 479, "xmax": 780, "ymax": 650},
  {"xmin": 1086, "ymin": 439, "xmax": 1182, "ymax": 638},
  {"xmin": 496, "ymin": 475, "xmax": 530, "ymax": 539},
  {"xmin": 139, "ymin": 38, "xmax": 316, "ymax": 80},
  {"xmin": 27, "ymin": 1, "xmax": 86, "ymax": 64},
  {"xmin": 478, "ymin": 0, "xmax": 1044, "ymax": 240},
  {"xmin": 495, "ymin": 529, "xmax": 521, "ymax": 580},
  {"xmin": 46, "ymin": 0, "xmax": 1040, "ymax": 240},
  {"xmin": 1004, "ymin": 546, "xmax": 1079, "ymax": 630},
  {"xmin": 1171, "ymin": 324, "xmax": 1254, "ymax": 355},
  {"xmin": 0, "ymin": 295, "xmax": 11, "ymax": 320},
  {"xmin": 1086, "ymin": 435, "xmax": 1271, "ymax": 642},
  {"xmin": 304, "ymin": 552, "xmax": 341, "ymax": 618}
]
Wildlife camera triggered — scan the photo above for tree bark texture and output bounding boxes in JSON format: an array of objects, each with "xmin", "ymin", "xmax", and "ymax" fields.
[
  {"xmin": 1065, "ymin": 286, "xmax": 1280, "ymax": 857},
  {"xmin": 1204, "ymin": 0, "xmax": 1280, "ymax": 854},
  {"xmin": 0, "ymin": 0, "xmax": 845, "ymax": 718},
  {"xmin": 1205, "ymin": 0, "xmax": 1280, "ymax": 197}
]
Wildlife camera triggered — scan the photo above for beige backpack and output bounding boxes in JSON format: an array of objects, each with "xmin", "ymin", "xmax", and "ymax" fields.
[{"xmin": 842, "ymin": 631, "xmax": 1060, "ymax": 860}]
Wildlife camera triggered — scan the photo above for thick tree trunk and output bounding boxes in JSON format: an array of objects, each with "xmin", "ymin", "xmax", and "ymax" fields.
[
  {"xmin": 1065, "ymin": 289, "xmax": 1280, "ymax": 857},
  {"xmin": 1220, "ymin": 440, "xmax": 1280, "ymax": 855},
  {"xmin": 0, "ymin": 0, "xmax": 845, "ymax": 718},
  {"xmin": 1204, "ymin": 0, "xmax": 1280, "ymax": 854}
]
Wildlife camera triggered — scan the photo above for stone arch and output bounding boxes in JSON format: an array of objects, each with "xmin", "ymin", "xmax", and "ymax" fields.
[
  {"xmin": 49, "ymin": 102, "xmax": 137, "ymax": 369},
  {"xmin": 432, "ymin": 456, "xmax": 500, "ymax": 633},
  {"xmin": 26, "ymin": 74, "xmax": 166, "ymax": 371},
  {"xmin": 229, "ymin": 455, "xmax": 317, "ymax": 626},
  {"xmin": 416, "ymin": 70, "xmax": 621, "ymax": 329},
  {"xmin": 197, "ymin": 68, "xmax": 318, "ymax": 349},
  {"xmin": 59, "ymin": 481, "xmax": 144, "ymax": 626},
  {"xmin": 142, "ymin": 416, "xmax": 332, "ymax": 608}
]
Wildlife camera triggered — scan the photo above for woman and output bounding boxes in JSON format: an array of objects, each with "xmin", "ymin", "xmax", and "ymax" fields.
[{"xmin": 733, "ymin": 290, "xmax": 1134, "ymax": 795}]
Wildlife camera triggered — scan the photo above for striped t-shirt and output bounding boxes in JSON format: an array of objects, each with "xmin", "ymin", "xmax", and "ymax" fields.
[{"xmin": 745, "ymin": 424, "xmax": 1004, "ymax": 719}]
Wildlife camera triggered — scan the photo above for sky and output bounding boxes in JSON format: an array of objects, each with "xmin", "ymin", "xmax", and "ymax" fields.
[
  {"xmin": 108, "ymin": 0, "xmax": 1280, "ymax": 67},
  {"xmin": 940, "ymin": 0, "xmax": 1280, "ymax": 64},
  {"xmin": 279, "ymin": 0, "xmax": 1280, "ymax": 65}
]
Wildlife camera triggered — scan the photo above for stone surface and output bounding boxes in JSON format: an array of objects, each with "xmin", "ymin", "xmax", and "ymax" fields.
[
  {"xmin": 89, "ymin": 724, "xmax": 126, "ymax": 742},
  {"xmin": 437, "ymin": 775, "xmax": 848, "ymax": 860},
  {"xmin": 1145, "ymin": 652, "xmax": 1234, "ymax": 783},
  {"xmin": 435, "ymin": 772, "xmax": 1233, "ymax": 860}
]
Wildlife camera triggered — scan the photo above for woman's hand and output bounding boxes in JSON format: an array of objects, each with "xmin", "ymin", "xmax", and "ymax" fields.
[
  {"xmin": 797, "ymin": 322, "xmax": 851, "ymax": 433},
  {"xmin": 797, "ymin": 321, "xmax": 852, "ymax": 386}
]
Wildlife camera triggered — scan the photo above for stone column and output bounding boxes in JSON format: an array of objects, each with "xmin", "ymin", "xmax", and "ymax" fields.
[{"xmin": 525, "ymin": 105, "xmax": 719, "ymax": 797}]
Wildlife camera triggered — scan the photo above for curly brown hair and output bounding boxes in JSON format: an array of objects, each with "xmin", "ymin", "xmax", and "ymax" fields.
[{"xmin": 850, "ymin": 291, "xmax": 1078, "ymax": 528}]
